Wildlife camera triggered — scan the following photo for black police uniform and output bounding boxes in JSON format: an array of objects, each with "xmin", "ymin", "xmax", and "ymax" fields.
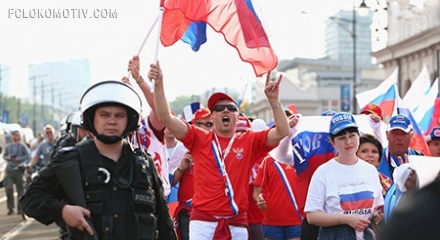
[{"xmin": 20, "ymin": 138, "xmax": 176, "ymax": 240}]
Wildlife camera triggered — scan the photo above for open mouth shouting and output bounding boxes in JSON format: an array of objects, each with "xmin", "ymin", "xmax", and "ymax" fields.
[{"xmin": 222, "ymin": 115, "xmax": 231, "ymax": 125}]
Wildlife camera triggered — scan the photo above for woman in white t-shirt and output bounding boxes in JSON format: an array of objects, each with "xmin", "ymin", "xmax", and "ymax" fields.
[{"xmin": 304, "ymin": 112, "xmax": 384, "ymax": 240}]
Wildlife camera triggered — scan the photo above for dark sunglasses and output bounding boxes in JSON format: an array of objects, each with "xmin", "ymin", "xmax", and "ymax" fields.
[
  {"xmin": 212, "ymin": 104, "xmax": 238, "ymax": 112},
  {"xmin": 196, "ymin": 121, "xmax": 213, "ymax": 127}
]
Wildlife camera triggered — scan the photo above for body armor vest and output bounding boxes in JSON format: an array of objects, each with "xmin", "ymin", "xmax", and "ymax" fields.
[{"xmin": 63, "ymin": 140, "xmax": 159, "ymax": 240}]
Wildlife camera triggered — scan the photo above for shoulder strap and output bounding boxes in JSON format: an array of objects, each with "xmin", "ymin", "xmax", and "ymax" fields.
[
  {"xmin": 272, "ymin": 161, "xmax": 304, "ymax": 221},
  {"xmin": 75, "ymin": 140, "xmax": 106, "ymax": 187}
]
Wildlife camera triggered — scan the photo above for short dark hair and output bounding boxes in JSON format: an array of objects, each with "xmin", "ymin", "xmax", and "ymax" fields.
[
  {"xmin": 329, "ymin": 127, "xmax": 359, "ymax": 141},
  {"xmin": 359, "ymin": 133, "xmax": 383, "ymax": 161}
]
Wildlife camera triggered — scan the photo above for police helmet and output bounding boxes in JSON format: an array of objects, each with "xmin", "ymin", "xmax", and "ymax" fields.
[
  {"xmin": 80, "ymin": 81, "xmax": 142, "ymax": 142},
  {"xmin": 59, "ymin": 116, "xmax": 68, "ymax": 134},
  {"xmin": 70, "ymin": 111, "xmax": 82, "ymax": 127},
  {"xmin": 64, "ymin": 111, "xmax": 77, "ymax": 133},
  {"xmin": 69, "ymin": 111, "xmax": 83, "ymax": 142}
]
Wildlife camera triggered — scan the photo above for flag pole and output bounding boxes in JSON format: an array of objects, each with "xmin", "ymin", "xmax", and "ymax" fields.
[
  {"xmin": 127, "ymin": 9, "xmax": 163, "ymax": 79},
  {"xmin": 150, "ymin": 7, "xmax": 164, "ymax": 93}
]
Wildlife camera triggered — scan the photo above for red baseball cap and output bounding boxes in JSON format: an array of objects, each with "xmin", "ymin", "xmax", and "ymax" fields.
[
  {"xmin": 360, "ymin": 104, "xmax": 383, "ymax": 120},
  {"xmin": 192, "ymin": 108, "xmax": 211, "ymax": 123},
  {"xmin": 207, "ymin": 92, "xmax": 237, "ymax": 112}
]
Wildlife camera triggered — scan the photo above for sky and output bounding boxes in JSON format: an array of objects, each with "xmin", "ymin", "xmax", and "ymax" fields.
[{"xmin": 0, "ymin": 0, "xmax": 426, "ymax": 105}]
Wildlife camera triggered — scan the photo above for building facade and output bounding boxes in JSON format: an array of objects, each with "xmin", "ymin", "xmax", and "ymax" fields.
[
  {"xmin": 28, "ymin": 59, "xmax": 91, "ymax": 131},
  {"xmin": 371, "ymin": 0, "xmax": 440, "ymax": 95},
  {"xmin": 249, "ymin": 9, "xmax": 384, "ymax": 122}
]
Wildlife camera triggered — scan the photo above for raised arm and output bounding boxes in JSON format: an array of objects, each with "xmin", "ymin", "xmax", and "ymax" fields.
[
  {"xmin": 265, "ymin": 72, "xmax": 289, "ymax": 146},
  {"xmin": 149, "ymin": 61, "xmax": 188, "ymax": 140},
  {"xmin": 269, "ymin": 115, "xmax": 300, "ymax": 165},
  {"xmin": 123, "ymin": 56, "xmax": 164, "ymax": 131}
]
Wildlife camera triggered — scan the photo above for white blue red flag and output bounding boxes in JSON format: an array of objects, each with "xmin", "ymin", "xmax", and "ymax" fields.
[
  {"xmin": 357, "ymin": 68, "xmax": 398, "ymax": 120},
  {"xmin": 412, "ymin": 78, "xmax": 438, "ymax": 135},
  {"xmin": 160, "ymin": 0, "xmax": 278, "ymax": 76},
  {"xmin": 403, "ymin": 65, "xmax": 432, "ymax": 111},
  {"xmin": 394, "ymin": 88, "xmax": 431, "ymax": 155}
]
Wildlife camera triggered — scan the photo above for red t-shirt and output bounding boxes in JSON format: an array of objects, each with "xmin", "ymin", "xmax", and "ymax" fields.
[
  {"xmin": 180, "ymin": 125, "xmax": 273, "ymax": 216},
  {"xmin": 177, "ymin": 165, "xmax": 194, "ymax": 203},
  {"xmin": 253, "ymin": 157, "xmax": 303, "ymax": 226},
  {"xmin": 247, "ymin": 156, "xmax": 265, "ymax": 224}
]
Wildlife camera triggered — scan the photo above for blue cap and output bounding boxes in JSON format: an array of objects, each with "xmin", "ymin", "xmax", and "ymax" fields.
[
  {"xmin": 329, "ymin": 112, "xmax": 358, "ymax": 135},
  {"xmin": 322, "ymin": 110, "xmax": 337, "ymax": 116},
  {"xmin": 427, "ymin": 127, "xmax": 440, "ymax": 142},
  {"xmin": 388, "ymin": 114, "xmax": 412, "ymax": 133}
]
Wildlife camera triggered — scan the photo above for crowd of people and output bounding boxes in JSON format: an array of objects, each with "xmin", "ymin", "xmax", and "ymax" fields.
[
  {"xmin": 1, "ymin": 109, "xmax": 93, "ymax": 217},
  {"xmin": 0, "ymin": 56, "xmax": 436, "ymax": 240}
]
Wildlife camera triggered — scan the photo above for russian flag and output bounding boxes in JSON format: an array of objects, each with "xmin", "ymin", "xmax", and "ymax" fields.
[
  {"xmin": 340, "ymin": 191, "xmax": 375, "ymax": 210},
  {"xmin": 368, "ymin": 84, "xmax": 396, "ymax": 120},
  {"xmin": 160, "ymin": 0, "xmax": 278, "ymax": 76},
  {"xmin": 403, "ymin": 65, "xmax": 432, "ymax": 111},
  {"xmin": 394, "ymin": 88, "xmax": 431, "ymax": 155},
  {"xmin": 180, "ymin": 22, "xmax": 207, "ymax": 51},
  {"xmin": 182, "ymin": 101, "xmax": 204, "ymax": 123},
  {"xmin": 357, "ymin": 68, "xmax": 398, "ymax": 119},
  {"xmin": 413, "ymin": 78, "xmax": 438, "ymax": 135}
]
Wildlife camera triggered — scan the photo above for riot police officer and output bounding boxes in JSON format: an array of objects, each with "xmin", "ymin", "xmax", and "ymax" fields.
[{"xmin": 20, "ymin": 80, "xmax": 177, "ymax": 240}]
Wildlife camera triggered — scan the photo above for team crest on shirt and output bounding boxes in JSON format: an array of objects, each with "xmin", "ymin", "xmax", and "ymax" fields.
[{"xmin": 233, "ymin": 148, "xmax": 244, "ymax": 159}]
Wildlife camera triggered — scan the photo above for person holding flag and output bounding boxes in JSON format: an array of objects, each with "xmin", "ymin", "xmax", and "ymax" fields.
[
  {"xmin": 122, "ymin": 56, "xmax": 171, "ymax": 199},
  {"xmin": 149, "ymin": 61, "xmax": 289, "ymax": 239}
]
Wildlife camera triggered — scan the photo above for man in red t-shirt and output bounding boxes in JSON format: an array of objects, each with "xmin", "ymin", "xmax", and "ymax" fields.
[
  {"xmin": 253, "ymin": 116, "xmax": 303, "ymax": 240},
  {"xmin": 150, "ymin": 62, "xmax": 289, "ymax": 240}
]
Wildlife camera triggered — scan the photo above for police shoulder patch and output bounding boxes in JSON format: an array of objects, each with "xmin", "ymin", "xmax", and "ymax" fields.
[{"xmin": 58, "ymin": 146, "xmax": 77, "ymax": 154}]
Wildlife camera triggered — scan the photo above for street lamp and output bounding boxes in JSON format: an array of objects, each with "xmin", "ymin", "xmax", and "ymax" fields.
[
  {"xmin": 330, "ymin": 0, "xmax": 369, "ymax": 114},
  {"xmin": 352, "ymin": 0, "xmax": 369, "ymax": 114},
  {"xmin": 50, "ymin": 84, "xmax": 64, "ymax": 125},
  {"xmin": 29, "ymin": 74, "xmax": 48, "ymax": 131},
  {"xmin": 40, "ymin": 81, "xmax": 58, "ymax": 127}
]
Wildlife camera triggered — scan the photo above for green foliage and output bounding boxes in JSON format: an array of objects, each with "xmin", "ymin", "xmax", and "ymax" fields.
[
  {"xmin": 169, "ymin": 94, "xmax": 205, "ymax": 117},
  {"xmin": 0, "ymin": 93, "xmax": 67, "ymax": 130}
]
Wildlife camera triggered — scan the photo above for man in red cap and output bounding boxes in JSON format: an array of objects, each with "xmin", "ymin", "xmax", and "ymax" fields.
[
  {"xmin": 192, "ymin": 108, "xmax": 213, "ymax": 128},
  {"xmin": 150, "ymin": 62, "xmax": 289, "ymax": 240},
  {"xmin": 360, "ymin": 104, "xmax": 384, "ymax": 120},
  {"xmin": 360, "ymin": 103, "xmax": 385, "ymax": 145}
]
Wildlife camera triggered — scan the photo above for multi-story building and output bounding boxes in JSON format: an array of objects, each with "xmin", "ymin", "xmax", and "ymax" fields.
[
  {"xmin": 249, "ymin": 8, "xmax": 384, "ymax": 122},
  {"xmin": 28, "ymin": 59, "xmax": 90, "ymax": 110},
  {"xmin": 371, "ymin": 0, "xmax": 439, "ymax": 94},
  {"xmin": 27, "ymin": 59, "xmax": 91, "ymax": 130}
]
